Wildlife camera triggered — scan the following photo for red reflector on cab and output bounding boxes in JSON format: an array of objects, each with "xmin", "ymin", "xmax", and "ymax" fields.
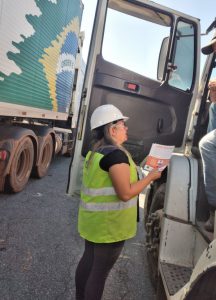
[
  {"xmin": 128, "ymin": 83, "xmax": 136, "ymax": 90},
  {"xmin": 0, "ymin": 150, "xmax": 7, "ymax": 161},
  {"xmin": 124, "ymin": 82, "xmax": 139, "ymax": 92}
]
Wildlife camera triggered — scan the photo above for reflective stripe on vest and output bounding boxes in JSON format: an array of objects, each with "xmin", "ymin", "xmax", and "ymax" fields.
[
  {"xmin": 82, "ymin": 186, "xmax": 116, "ymax": 196},
  {"xmin": 80, "ymin": 197, "xmax": 137, "ymax": 211},
  {"xmin": 78, "ymin": 149, "xmax": 138, "ymax": 243}
]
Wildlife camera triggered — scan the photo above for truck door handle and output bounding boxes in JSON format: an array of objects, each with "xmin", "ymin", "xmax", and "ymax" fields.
[{"xmin": 157, "ymin": 118, "xmax": 164, "ymax": 133}]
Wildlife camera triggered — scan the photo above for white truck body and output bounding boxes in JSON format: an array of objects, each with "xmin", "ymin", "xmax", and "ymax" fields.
[{"xmin": 0, "ymin": 0, "xmax": 84, "ymax": 192}]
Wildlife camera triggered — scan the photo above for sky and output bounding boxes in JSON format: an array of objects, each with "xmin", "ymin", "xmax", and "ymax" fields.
[{"xmin": 80, "ymin": 0, "xmax": 216, "ymax": 76}]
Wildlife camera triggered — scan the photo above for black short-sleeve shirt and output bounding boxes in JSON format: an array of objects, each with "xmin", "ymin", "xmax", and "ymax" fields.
[{"xmin": 99, "ymin": 148, "xmax": 129, "ymax": 172}]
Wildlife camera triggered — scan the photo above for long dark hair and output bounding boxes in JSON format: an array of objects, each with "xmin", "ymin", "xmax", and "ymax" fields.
[
  {"xmin": 86, "ymin": 121, "xmax": 129, "ymax": 168},
  {"xmin": 91, "ymin": 123, "xmax": 117, "ymax": 151}
]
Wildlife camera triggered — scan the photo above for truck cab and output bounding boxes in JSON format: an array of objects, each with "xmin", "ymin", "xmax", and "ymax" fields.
[
  {"xmin": 67, "ymin": 0, "xmax": 216, "ymax": 298},
  {"xmin": 144, "ymin": 37, "xmax": 216, "ymax": 299}
]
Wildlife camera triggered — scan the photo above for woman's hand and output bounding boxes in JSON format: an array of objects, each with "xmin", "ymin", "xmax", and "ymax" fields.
[
  {"xmin": 147, "ymin": 169, "xmax": 162, "ymax": 181},
  {"xmin": 109, "ymin": 164, "xmax": 162, "ymax": 201}
]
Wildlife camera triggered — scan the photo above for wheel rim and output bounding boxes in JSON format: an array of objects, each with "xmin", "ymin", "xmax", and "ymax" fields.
[
  {"xmin": 6, "ymin": 137, "xmax": 34, "ymax": 192},
  {"xmin": 15, "ymin": 148, "xmax": 31, "ymax": 182},
  {"xmin": 36, "ymin": 135, "xmax": 53, "ymax": 178},
  {"xmin": 41, "ymin": 142, "xmax": 52, "ymax": 168}
]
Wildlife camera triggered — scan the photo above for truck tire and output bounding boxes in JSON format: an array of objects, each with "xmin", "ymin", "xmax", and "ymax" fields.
[
  {"xmin": 146, "ymin": 184, "xmax": 165, "ymax": 289},
  {"xmin": 144, "ymin": 181, "xmax": 165, "ymax": 229},
  {"xmin": 149, "ymin": 183, "xmax": 166, "ymax": 215},
  {"xmin": 155, "ymin": 275, "xmax": 167, "ymax": 300},
  {"xmin": 6, "ymin": 137, "xmax": 34, "ymax": 193},
  {"xmin": 34, "ymin": 134, "xmax": 53, "ymax": 178}
]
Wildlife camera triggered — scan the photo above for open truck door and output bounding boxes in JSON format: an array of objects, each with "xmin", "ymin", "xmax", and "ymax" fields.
[{"xmin": 67, "ymin": 0, "xmax": 200, "ymax": 195}]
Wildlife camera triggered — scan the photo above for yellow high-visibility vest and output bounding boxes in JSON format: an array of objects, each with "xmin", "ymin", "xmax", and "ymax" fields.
[{"xmin": 78, "ymin": 149, "xmax": 138, "ymax": 243}]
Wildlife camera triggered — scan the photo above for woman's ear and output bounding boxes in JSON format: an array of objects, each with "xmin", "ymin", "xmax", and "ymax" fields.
[{"xmin": 109, "ymin": 125, "xmax": 116, "ymax": 138}]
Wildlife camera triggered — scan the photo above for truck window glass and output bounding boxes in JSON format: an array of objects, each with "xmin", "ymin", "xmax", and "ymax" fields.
[
  {"xmin": 102, "ymin": 8, "xmax": 171, "ymax": 80},
  {"xmin": 168, "ymin": 21, "xmax": 195, "ymax": 91}
]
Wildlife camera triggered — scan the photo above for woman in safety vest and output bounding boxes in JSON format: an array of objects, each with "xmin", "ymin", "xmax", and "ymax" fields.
[{"xmin": 75, "ymin": 104, "xmax": 161, "ymax": 300}]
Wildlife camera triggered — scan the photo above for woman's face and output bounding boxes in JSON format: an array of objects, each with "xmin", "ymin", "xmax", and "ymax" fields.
[{"xmin": 110, "ymin": 120, "xmax": 128, "ymax": 145}]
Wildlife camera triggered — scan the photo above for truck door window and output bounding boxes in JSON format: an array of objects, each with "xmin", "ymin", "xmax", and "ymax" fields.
[
  {"xmin": 102, "ymin": 7, "xmax": 171, "ymax": 81},
  {"xmin": 168, "ymin": 21, "xmax": 195, "ymax": 91}
]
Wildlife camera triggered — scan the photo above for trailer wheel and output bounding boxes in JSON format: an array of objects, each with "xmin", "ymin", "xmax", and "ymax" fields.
[
  {"xmin": 34, "ymin": 134, "xmax": 53, "ymax": 178},
  {"xmin": 6, "ymin": 137, "xmax": 34, "ymax": 193}
]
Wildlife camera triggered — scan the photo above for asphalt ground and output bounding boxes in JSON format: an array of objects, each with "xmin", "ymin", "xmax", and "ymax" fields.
[{"xmin": 0, "ymin": 155, "xmax": 155, "ymax": 300}]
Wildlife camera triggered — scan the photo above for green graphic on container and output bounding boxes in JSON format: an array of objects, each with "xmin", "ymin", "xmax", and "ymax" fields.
[{"xmin": 0, "ymin": 0, "xmax": 83, "ymax": 114}]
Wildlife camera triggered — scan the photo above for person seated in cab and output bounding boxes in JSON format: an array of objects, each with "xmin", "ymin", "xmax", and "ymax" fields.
[{"xmin": 199, "ymin": 35, "xmax": 216, "ymax": 232}]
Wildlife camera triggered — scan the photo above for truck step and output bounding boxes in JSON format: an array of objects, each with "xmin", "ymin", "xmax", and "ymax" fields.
[{"xmin": 160, "ymin": 262, "xmax": 192, "ymax": 295}]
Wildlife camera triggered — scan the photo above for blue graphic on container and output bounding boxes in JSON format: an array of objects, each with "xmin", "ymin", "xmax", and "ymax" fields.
[{"xmin": 56, "ymin": 32, "xmax": 78, "ymax": 113}]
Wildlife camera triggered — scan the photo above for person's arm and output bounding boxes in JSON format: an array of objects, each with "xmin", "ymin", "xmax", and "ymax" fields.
[
  {"xmin": 208, "ymin": 79, "xmax": 216, "ymax": 103},
  {"xmin": 109, "ymin": 163, "xmax": 161, "ymax": 202}
]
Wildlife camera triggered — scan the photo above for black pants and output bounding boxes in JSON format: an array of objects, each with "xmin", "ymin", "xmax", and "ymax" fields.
[{"xmin": 75, "ymin": 239, "xmax": 125, "ymax": 300}]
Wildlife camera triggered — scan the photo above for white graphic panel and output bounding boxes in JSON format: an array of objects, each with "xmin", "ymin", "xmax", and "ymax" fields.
[{"xmin": 0, "ymin": 0, "xmax": 41, "ymax": 78}]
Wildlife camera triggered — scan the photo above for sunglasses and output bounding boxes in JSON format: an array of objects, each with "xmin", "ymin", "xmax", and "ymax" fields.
[{"xmin": 111, "ymin": 120, "xmax": 127, "ymax": 128}]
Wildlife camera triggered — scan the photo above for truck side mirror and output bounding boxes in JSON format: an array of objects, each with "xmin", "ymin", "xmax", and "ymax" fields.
[{"xmin": 157, "ymin": 37, "xmax": 169, "ymax": 81}]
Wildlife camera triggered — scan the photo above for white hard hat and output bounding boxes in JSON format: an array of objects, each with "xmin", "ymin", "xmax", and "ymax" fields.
[{"xmin": 90, "ymin": 104, "xmax": 129, "ymax": 130}]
